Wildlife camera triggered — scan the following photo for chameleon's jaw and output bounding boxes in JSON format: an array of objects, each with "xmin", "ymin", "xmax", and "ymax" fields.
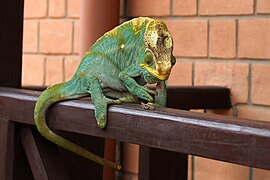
[{"xmin": 140, "ymin": 63, "xmax": 171, "ymax": 81}]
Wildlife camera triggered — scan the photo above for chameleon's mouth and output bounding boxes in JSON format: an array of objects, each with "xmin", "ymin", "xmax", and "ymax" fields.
[{"xmin": 140, "ymin": 63, "xmax": 170, "ymax": 81}]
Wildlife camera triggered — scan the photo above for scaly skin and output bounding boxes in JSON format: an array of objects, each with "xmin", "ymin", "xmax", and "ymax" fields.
[{"xmin": 34, "ymin": 17, "xmax": 175, "ymax": 170}]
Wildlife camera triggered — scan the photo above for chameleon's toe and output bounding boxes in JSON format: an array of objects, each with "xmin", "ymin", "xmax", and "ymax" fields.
[{"xmin": 97, "ymin": 120, "xmax": 107, "ymax": 129}]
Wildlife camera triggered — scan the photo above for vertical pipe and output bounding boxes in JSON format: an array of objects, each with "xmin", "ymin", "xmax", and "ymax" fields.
[
  {"xmin": 79, "ymin": 1, "xmax": 119, "ymax": 179},
  {"xmin": 80, "ymin": 0, "xmax": 120, "ymax": 58}
]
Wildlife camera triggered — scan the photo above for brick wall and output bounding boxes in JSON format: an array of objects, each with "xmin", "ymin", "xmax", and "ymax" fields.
[
  {"xmin": 22, "ymin": 0, "xmax": 80, "ymax": 87},
  {"xmin": 22, "ymin": 0, "xmax": 270, "ymax": 180}
]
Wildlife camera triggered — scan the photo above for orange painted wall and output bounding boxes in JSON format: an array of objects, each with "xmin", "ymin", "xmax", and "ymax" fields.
[{"xmin": 22, "ymin": 0, "xmax": 270, "ymax": 179}]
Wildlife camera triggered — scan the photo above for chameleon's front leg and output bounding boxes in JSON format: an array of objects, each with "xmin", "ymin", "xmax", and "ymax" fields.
[
  {"xmin": 155, "ymin": 81, "xmax": 167, "ymax": 108},
  {"xmin": 87, "ymin": 76, "xmax": 121, "ymax": 128},
  {"xmin": 119, "ymin": 65, "xmax": 157, "ymax": 103}
]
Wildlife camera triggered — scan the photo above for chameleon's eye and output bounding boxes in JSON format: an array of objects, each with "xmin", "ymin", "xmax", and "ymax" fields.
[
  {"xmin": 145, "ymin": 51, "xmax": 153, "ymax": 66},
  {"xmin": 164, "ymin": 36, "xmax": 172, "ymax": 48}
]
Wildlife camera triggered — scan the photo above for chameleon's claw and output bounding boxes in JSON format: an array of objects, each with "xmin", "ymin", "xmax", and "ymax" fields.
[
  {"xmin": 141, "ymin": 102, "xmax": 155, "ymax": 110},
  {"xmin": 116, "ymin": 164, "xmax": 122, "ymax": 171}
]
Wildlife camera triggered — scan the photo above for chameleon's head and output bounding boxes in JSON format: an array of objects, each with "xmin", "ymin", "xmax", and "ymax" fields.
[{"xmin": 141, "ymin": 19, "xmax": 175, "ymax": 82}]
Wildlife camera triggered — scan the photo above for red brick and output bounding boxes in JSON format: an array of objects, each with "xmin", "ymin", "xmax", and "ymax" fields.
[
  {"xmin": 45, "ymin": 56, "xmax": 64, "ymax": 86},
  {"xmin": 237, "ymin": 105, "xmax": 270, "ymax": 122},
  {"xmin": 123, "ymin": 143, "xmax": 139, "ymax": 174},
  {"xmin": 23, "ymin": 20, "xmax": 38, "ymax": 53},
  {"xmin": 168, "ymin": 61, "xmax": 193, "ymax": 86},
  {"xmin": 64, "ymin": 56, "xmax": 81, "ymax": 81},
  {"xmin": 194, "ymin": 62, "xmax": 249, "ymax": 104},
  {"xmin": 257, "ymin": 0, "xmax": 270, "ymax": 14},
  {"xmin": 166, "ymin": 20, "xmax": 208, "ymax": 57},
  {"xmin": 252, "ymin": 64, "xmax": 270, "ymax": 106},
  {"xmin": 238, "ymin": 19, "xmax": 270, "ymax": 59},
  {"xmin": 49, "ymin": 0, "xmax": 66, "ymax": 18},
  {"xmin": 24, "ymin": 0, "xmax": 47, "ymax": 18},
  {"xmin": 68, "ymin": 0, "xmax": 80, "ymax": 18},
  {"xmin": 40, "ymin": 20, "xmax": 73, "ymax": 54},
  {"xmin": 254, "ymin": 168, "xmax": 270, "ymax": 180},
  {"xmin": 210, "ymin": 20, "xmax": 236, "ymax": 59},
  {"xmin": 195, "ymin": 157, "xmax": 249, "ymax": 180},
  {"xmin": 127, "ymin": 0, "xmax": 170, "ymax": 16},
  {"xmin": 73, "ymin": 21, "xmax": 80, "ymax": 54},
  {"xmin": 22, "ymin": 55, "xmax": 45, "ymax": 86},
  {"xmin": 200, "ymin": 0, "xmax": 254, "ymax": 15},
  {"xmin": 173, "ymin": 0, "xmax": 197, "ymax": 16}
]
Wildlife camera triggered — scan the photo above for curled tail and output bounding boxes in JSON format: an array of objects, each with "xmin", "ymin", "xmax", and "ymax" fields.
[{"xmin": 34, "ymin": 81, "xmax": 121, "ymax": 170}]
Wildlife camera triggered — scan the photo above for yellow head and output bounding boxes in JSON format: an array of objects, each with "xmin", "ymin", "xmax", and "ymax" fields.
[{"xmin": 141, "ymin": 19, "xmax": 174, "ymax": 81}]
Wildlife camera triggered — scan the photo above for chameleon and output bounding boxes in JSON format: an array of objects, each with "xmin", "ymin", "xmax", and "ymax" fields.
[{"xmin": 34, "ymin": 17, "xmax": 175, "ymax": 170}]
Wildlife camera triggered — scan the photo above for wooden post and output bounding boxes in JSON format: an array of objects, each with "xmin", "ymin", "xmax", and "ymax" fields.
[
  {"xmin": 0, "ymin": 120, "xmax": 15, "ymax": 180},
  {"xmin": 0, "ymin": 0, "xmax": 24, "ymax": 179}
]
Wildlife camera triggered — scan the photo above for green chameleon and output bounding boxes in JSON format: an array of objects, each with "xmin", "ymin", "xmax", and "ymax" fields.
[{"xmin": 34, "ymin": 17, "xmax": 175, "ymax": 170}]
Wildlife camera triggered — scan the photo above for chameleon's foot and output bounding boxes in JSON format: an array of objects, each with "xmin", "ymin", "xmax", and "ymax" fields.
[
  {"xmin": 130, "ymin": 85, "xmax": 157, "ymax": 103},
  {"xmin": 97, "ymin": 120, "xmax": 107, "ymax": 129},
  {"xmin": 141, "ymin": 102, "xmax": 155, "ymax": 110},
  {"xmin": 95, "ymin": 98, "xmax": 122, "ymax": 129}
]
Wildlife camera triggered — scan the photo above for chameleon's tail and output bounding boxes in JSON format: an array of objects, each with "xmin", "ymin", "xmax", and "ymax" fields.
[{"xmin": 34, "ymin": 81, "xmax": 121, "ymax": 170}]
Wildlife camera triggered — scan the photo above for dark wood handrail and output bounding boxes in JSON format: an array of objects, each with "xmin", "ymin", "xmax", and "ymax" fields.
[{"xmin": 0, "ymin": 87, "xmax": 270, "ymax": 171}]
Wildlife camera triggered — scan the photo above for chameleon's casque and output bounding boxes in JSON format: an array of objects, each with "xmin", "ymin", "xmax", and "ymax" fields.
[{"xmin": 34, "ymin": 17, "xmax": 175, "ymax": 170}]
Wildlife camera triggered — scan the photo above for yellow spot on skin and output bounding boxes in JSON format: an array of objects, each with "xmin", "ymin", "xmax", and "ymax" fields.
[
  {"xmin": 120, "ymin": 44, "xmax": 125, "ymax": 49},
  {"xmin": 140, "ymin": 63, "xmax": 169, "ymax": 81},
  {"xmin": 150, "ymin": 32, "xmax": 158, "ymax": 48}
]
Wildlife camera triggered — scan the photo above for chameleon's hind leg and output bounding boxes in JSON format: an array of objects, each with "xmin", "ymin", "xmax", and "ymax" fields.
[
  {"xmin": 118, "ymin": 93, "xmax": 138, "ymax": 103},
  {"xmin": 104, "ymin": 89, "xmax": 154, "ymax": 109},
  {"xmin": 103, "ymin": 89, "xmax": 139, "ymax": 103},
  {"xmin": 88, "ymin": 77, "xmax": 121, "ymax": 129}
]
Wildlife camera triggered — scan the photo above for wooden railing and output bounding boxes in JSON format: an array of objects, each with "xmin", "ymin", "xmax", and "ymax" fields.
[
  {"xmin": 1, "ymin": 1, "xmax": 270, "ymax": 179},
  {"xmin": 1, "ymin": 86, "xmax": 270, "ymax": 180}
]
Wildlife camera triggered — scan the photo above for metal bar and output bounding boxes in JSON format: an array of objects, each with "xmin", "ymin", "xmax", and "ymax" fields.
[
  {"xmin": 22, "ymin": 85, "xmax": 232, "ymax": 110},
  {"xmin": 167, "ymin": 86, "xmax": 231, "ymax": 109},
  {"xmin": 0, "ymin": 87, "xmax": 270, "ymax": 170}
]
